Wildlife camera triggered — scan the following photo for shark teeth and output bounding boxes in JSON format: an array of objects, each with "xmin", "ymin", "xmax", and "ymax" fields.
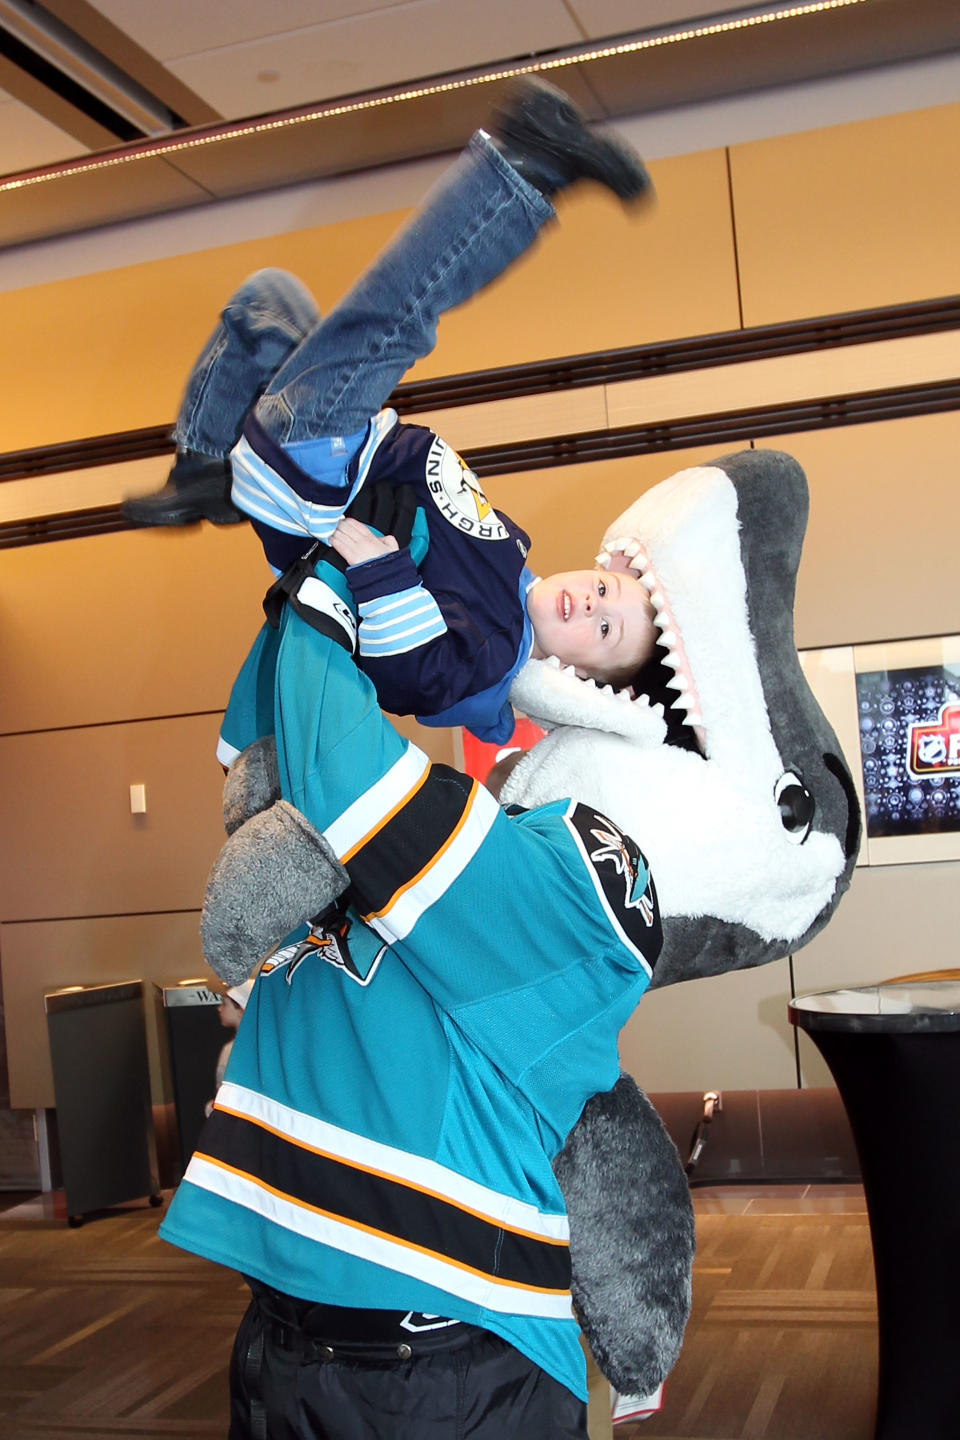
[{"xmin": 622, "ymin": 546, "xmax": 708, "ymax": 754}]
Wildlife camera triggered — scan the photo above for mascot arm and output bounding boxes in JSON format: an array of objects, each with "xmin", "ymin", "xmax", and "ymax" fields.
[{"xmin": 555, "ymin": 1075, "xmax": 694, "ymax": 1396}]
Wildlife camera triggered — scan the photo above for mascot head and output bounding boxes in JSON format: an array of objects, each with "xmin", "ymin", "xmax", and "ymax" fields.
[{"xmin": 507, "ymin": 448, "xmax": 861, "ymax": 988}]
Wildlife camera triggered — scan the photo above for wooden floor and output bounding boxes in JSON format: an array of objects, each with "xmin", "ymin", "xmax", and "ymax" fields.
[
  {"xmin": 620, "ymin": 1185, "xmax": 877, "ymax": 1440},
  {"xmin": 0, "ymin": 1185, "xmax": 877, "ymax": 1439},
  {"xmin": 0, "ymin": 1190, "xmax": 245, "ymax": 1437}
]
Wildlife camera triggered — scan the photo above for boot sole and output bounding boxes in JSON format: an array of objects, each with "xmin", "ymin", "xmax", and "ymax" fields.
[{"xmin": 122, "ymin": 498, "xmax": 245, "ymax": 527}]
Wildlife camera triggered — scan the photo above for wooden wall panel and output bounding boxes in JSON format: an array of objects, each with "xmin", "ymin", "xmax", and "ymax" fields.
[
  {"xmin": 0, "ymin": 913, "xmax": 211, "ymax": 1109},
  {"xmin": 619, "ymin": 958, "xmax": 797, "ymax": 1093},
  {"xmin": 0, "ymin": 523, "xmax": 266, "ymax": 733},
  {"xmin": 767, "ymin": 412, "xmax": 960, "ymax": 650},
  {"xmin": 0, "ymin": 212, "xmax": 404, "ymax": 454},
  {"xmin": 731, "ymin": 101, "xmax": 960, "ymax": 326},
  {"xmin": 412, "ymin": 148, "xmax": 739, "ymax": 382},
  {"xmin": 0, "ymin": 714, "xmax": 227, "ymax": 920}
]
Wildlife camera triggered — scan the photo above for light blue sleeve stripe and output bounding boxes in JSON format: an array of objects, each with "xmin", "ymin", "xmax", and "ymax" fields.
[
  {"xmin": 231, "ymin": 444, "xmax": 347, "ymax": 540},
  {"xmin": 358, "ymin": 586, "xmax": 447, "ymax": 657}
]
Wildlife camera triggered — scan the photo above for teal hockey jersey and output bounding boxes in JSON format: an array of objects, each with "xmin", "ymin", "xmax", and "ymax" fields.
[{"xmin": 161, "ymin": 590, "xmax": 662, "ymax": 1400}]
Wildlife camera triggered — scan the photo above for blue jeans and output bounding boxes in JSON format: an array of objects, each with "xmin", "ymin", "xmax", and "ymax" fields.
[
  {"xmin": 174, "ymin": 132, "xmax": 553, "ymax": 462},
  {"xmin": 173, "ymin": 271, "xmax": 318, "ymax": 456}
]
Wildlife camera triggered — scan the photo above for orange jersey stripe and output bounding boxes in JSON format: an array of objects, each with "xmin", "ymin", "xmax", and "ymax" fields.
[
  {"xmin": 194, "ymin": 1151, "xmax": 571, "ymax": 1298},
  {"xmin": 359, "ymin": 777, "xmax": 479, "ymax": 923},
  {"xmin": 212, "ymin": 1099, "xmax": 567, "ymax": 1249}
]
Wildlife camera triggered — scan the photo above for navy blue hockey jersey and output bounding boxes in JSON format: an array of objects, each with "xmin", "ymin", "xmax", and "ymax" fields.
[{"xmin": 229, "ymin": 408, "xmax": 535, "ymax": 743}]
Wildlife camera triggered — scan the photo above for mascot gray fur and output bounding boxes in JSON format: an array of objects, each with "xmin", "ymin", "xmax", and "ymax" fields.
[{"xmin": 200, "ymin": 447, "xmax": 860, "ymax": 1395}]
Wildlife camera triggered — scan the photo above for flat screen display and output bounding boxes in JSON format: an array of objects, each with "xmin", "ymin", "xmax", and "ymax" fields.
[{"xmin": 855, "ymin": 661, "xmax": 960, "ymax": 840}]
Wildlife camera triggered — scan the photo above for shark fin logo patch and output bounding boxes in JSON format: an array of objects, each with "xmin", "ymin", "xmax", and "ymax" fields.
[
  {"xmin": 567, "ymin": 804, "xmax": 662, "ymax": 970},
  {"xmin": 261, "ymin": 909, "xmax": 386, "ymax": 987}
]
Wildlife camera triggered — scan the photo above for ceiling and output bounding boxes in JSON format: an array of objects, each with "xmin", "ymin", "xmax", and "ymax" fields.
[{"xmin": 1, "ymin": 0, "xmax": 959, "ymax": 248}]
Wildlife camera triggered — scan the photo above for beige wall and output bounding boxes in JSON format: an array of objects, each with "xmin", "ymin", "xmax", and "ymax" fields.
[{"xmin": 2, "ymin": 100, "xmax": 959, "ymax": 1106}]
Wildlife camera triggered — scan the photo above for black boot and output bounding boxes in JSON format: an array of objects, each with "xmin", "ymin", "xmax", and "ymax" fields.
[
  {"xmin": 122, "ymin": 450, "xmax": 243, "ymax": 527},
  {"xmin": 491, "ymin": 76, "xmax": 653, "ymax": 204}
]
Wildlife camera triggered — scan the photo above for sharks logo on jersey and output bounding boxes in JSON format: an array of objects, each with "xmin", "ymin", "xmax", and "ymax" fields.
[
  {"xmin": 566, "ymin": 804, "xmax": 662, "ymax": 974},
  {"xmin": 261, "ymin": 907, "xmax": 387, "ymax": 987}
]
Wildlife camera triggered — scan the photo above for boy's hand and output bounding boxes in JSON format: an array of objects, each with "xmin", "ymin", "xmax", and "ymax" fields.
[{"xmin": 331, "ymin": 518, "xmax": 400, "ymax": 567}]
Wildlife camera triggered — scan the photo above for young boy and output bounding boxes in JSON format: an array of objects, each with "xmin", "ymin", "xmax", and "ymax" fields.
[{"xmin": 125, "ymin": 78, "xmax": 658, "ymax": 744}]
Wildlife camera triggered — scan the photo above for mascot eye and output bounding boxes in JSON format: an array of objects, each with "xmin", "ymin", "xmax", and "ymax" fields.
[{"xmin": 774, "ymin": 771, "xmax": 815, "ymax": 845}]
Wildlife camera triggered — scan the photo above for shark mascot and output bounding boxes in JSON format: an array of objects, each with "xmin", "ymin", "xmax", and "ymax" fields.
[{"xmin": 197, "ymin": 446, "xmax": 860, "ymax": 1396}]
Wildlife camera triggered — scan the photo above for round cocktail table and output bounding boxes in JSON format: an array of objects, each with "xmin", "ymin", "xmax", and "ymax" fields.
[{"xmin": 789, "ymin": 981, "xmax": 960, "ymax": 1440}]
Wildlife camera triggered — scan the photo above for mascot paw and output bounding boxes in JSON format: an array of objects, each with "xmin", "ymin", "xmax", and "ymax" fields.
[
  {"xmin": 554, "ymin": 1075, "xmax": 694, "ymax": 1395},
  {"xmin": 224, "ymin": 737, "xmax": 282, "ymax": 840},
  {"xmin": 201, "ymin": 799, "xmax": 349, "ymax": 983},
  {"xmin": 222, "ymin": 735, "xmax": 280, "ymax": 836}
]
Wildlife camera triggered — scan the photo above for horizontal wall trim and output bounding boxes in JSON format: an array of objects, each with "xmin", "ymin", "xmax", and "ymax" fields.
[
  {"xmin": 0, "ymin": 909, "xmax": 202, "ymax": 925},
  {"xmin": 2, "ymin": 295, "xmax": 957, "ymax": 486},
  {"xmin": 0, "ymin": 708, "xmax": 224, "ymax": 741},
  {"xmin": 467, "ymin": 377, "xmax": 960, "ymax": 475},
  {"xmin": 2, "ymin": 375, "xmax": 957, "ymax": 550}
]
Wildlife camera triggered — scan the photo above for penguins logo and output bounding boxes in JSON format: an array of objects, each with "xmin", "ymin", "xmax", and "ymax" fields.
[{"xmin": 424, "ymin": 435, "xmax": 509, "ymax": 540}]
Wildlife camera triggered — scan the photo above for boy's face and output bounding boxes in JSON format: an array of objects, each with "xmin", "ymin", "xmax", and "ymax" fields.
[{"xmin": 526, "ymin": 567, "xmax": 656, "ymax": 682}]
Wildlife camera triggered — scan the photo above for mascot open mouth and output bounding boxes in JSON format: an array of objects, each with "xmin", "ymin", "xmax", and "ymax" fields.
[
  {"xmin": 596, "ymin": 537, "xmax": 707, "ymax": 754},
  {"xmin": 505, "ymin": 450, "xmax": 861, "ymax": 984}
]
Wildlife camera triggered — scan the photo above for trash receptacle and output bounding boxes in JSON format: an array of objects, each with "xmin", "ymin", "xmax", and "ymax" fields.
[
  {"xmin": 160, "ymin": 981, "xmax": 227, "ymax": 1178},
  {"xmin": 44, "ymin": 980, "xmax": 161, "ymax": 1225}
]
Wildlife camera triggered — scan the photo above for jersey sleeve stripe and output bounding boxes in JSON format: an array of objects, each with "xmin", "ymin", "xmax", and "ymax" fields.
[
  {"xmin": 324, "ymin": 746, "xmax": 430, "ymax": 861},
  {"xmin": 359, "ymin": 776, "xmax": 479, "ymax": 923},
  {"xmin": 345, "ymin": 766, "xmax": 499, "ymax": 942}
]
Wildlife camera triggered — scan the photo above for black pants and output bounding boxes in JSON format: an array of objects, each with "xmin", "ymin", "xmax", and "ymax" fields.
[{"xmin": 229, "ymin": 1283, "xmax": 588, "ymax": 1439}]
